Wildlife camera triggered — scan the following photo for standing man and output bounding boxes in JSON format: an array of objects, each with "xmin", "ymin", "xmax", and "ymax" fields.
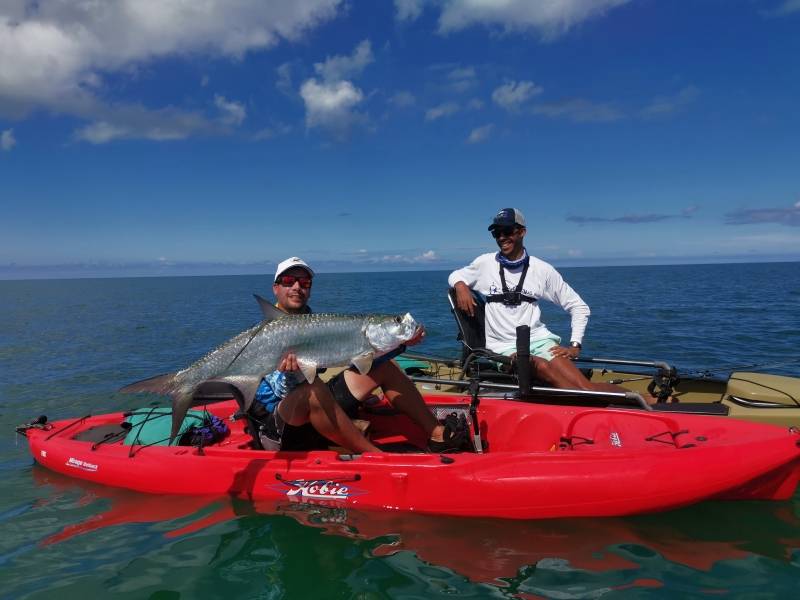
[
  {"xmin": 251, "ymin": 257, "xmax": 467, "ymax": 453},
  {"xmin": 449, "ymin": 209, "xmax": 627, "ymax": 394}
]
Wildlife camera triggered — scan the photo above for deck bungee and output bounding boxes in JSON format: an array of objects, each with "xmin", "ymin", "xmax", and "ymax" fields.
[{"xmin": 18, "ymin": 394, "xmax": 800, "ymax": 520}]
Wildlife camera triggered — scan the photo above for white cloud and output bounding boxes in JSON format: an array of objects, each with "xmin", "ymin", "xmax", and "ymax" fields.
[
  {"xmin": 314, "ymin": 39, "xmax": 374, "ymax": 82},
  {"xmin": 214, "ymin": 95, "xmax": 246, "ymax": 126},
  {"xmin": 300, "ymin": 79, "xmax": 364, "ymax": 138},
  {"xmin": 492, "ymin": 80, "xmax": 542, "ymax": 111},
  {"xmin": 437, "ymin": 0, "xmax": 632, "ymax": 37},
  {"xmin": 389, "ymin": 91, "xmax": 416, "ymax": 108},
  {"xmin": 466, "ymin": 123, "xmax": 493, "ymax": 144},
  {"xmin": 532, "ymin": 98, "xmax": 623, "ymax": 122},
  {"xmin": 640, "ymin": 86, "xmax": 699, "ymax": 119},
  {"xmin": 201, "ymin": 75, "xmax": 210, "ymax": 87},
  {"xmin": 253, "ymin": 122, "xmax": 292, "ymax": 140},
  {"xmin": 75, "ymin": 121, "xmax": 129, "ymax": 144},
  {"xmin": 1, "ymin": 128, "xmax": 16, "ymax": 150},
  {"xmin": 300, "ymin": 40, "xmax": 374, "ymax": 139},
  {"xmin": 276, "ymin": 62, "xmax": 294, "ymax": 95},
  {"xmin": 418, "ymin": 250, "xmax": 438, "ymax": 261},
  {"xmin": 425, "ymin": 101, "xmax": 460, "ymax": 121},
  {"xmin": 447, "ymin": 66, "xmax": 477, "ymax": 93},
  {"xmin": 762, "ymin": 0, "xmax": 800, "ymax": 16},
  {"xmin": 466, "ymin": 98, "xmax": 484, "ymax": 110},
  {"xmin": 395, "ymin": 0, "xmax": 425, "ymax": 22},
  {"xmin": 0, "ymin": 1, "xmax": 342, "ymax": 138},
  {"xmin": 375, "ymin": 250, "xmax": 440, "ymax": 264},
  {"xmin": 74, "ymin": 105, "xmax": 216, "ymax": 143}
]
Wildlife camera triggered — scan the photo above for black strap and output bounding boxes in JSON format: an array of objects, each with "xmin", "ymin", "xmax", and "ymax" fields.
[
  {"xmin": 485, "ymin": 257, "xmax": 537, "ymax": 305},
  {"xmin": 499, "ymin": 256, "xmax": 529, "ymax": 295},
  {"xmin": 485, "ymin": 293, "xmax": 537, "ymax": 304}
]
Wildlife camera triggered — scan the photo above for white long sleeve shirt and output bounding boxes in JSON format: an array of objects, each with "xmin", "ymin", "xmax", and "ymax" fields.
[{"xmin": 448, "ymin": 253, "xmax": 590, "ymax": 353}]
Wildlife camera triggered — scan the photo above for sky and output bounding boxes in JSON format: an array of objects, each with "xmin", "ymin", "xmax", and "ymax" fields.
[{"xmin": 1, "ymin": 0, "xmax": 799, "ymax": 279}]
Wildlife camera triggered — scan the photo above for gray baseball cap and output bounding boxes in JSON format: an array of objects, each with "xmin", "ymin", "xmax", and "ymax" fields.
[{"xmin": 488, "ymin": 208, "xmax": 526, "ymax": 231}]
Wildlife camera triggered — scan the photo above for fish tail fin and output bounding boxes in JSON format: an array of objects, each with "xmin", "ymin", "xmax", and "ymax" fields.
[
  {"xmin": 119, "ymin": 372, "xmax": 178, "ymax": 395},
  {"xmin": 171, "ymin": 392, "xmax": 194, "ymax": 441}
]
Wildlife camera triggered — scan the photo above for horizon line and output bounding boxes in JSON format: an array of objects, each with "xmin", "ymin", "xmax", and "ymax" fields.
[{"xmin": 1, "ymin": 257, "xmax": 798, "ymax": 282}]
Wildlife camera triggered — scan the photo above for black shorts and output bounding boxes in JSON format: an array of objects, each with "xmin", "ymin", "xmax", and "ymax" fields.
[{"xmin": 259, "ymin": 370, "xmax": 359, "ymax": 451}]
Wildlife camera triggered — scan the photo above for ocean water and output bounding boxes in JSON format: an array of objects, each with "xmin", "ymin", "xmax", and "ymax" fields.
[{"xmin": 1, "ymin": 263, "xmax": 799, "ymax": 599}]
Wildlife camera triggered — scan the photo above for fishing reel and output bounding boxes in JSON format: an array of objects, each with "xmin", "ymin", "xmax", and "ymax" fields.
[{"xmin": 647, "ymin": 367, "xmax": 680, "ymax": 403}]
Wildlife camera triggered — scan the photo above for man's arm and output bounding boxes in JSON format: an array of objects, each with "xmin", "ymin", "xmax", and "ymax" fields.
[
  {"xmin": 540, "ymin": 266, "xmax": 590, "ymax": 349},
  {"xmin": 448, "ymin": 259, "xmax": 483, "ymax": 317}
]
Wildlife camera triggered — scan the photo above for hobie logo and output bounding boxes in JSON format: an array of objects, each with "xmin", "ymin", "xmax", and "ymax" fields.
[
  {"xmin": 66, "ymin": 457, "xmax": 98, "ymax": 472},
  {"xmin": 610, "ymin": 432, "xmax": 622, "ymax": 447},
  {"xmin": 279, "ymin": 479, "xmax": 359, "ymax": 501}
]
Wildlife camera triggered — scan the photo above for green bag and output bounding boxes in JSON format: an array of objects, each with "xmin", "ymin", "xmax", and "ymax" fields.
[
  {"xmin": 395, "ymin": 356, "xmax": 433, "ymax": 373},
  {"xmin": 123, "ymin": 407, "xmax": 206, "ymax": 446}
]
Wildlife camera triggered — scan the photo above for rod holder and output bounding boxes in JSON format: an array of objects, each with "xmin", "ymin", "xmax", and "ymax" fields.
[{"xmin": 516, "ymin": 325, "xmax": 531, "ymax": 395}]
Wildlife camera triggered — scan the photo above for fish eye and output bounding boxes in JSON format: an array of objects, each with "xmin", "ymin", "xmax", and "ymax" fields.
[{"xmin": 394, "ymin": 316, "xmax": 402, "ymax": 323}]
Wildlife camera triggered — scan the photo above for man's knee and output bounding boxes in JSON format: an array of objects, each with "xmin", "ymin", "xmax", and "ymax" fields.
[
  {"xmin": 367, "ymin": 360, "xmax": 400, "ymax": 384},
  {"xmin": 280, "ymin": 380, "xmax": 330, "ymax": 425},
  {"xmin": 305, "ymin": 379, "xmax": 334, "ymax": 406},
  {"xmin": 529, "ymin": 356, "xmax": 551, "ymax": 378}
]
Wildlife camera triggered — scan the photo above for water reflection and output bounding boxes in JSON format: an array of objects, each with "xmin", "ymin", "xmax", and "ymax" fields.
[{"xmin": 28, "ymin": 467, "xmax": 800, "ymax": 595}]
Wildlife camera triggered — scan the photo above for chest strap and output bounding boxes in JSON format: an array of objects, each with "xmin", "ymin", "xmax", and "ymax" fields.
[
  {"xmin": 485, "ymin": 257, "xmax": 537, "ymax": 305},
  {"xmin": 485, "ymin": 293, "xmax": 537, "ymax": 304}
]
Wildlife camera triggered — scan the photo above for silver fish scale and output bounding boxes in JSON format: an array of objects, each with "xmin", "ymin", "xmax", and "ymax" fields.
[
  {"xmin": 172, "ymin": 313, "xmax": 385, "ymax": 392},
  {"xmin": 231, "ymin": 313, "xmax": 375, "ymax": 376}
]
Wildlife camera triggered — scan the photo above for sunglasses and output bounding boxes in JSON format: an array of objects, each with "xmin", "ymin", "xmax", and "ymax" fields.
[
  {"xmin": 276, "ymin": 275, "xmax": 312, "ymax": 289},
  {"xmin": 491, "ymin": 226, "xmax": 520, "ymax": 238}
]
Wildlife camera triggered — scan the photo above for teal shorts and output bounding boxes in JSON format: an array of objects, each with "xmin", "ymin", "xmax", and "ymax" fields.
[{"xmin": 499, "ymin": 334, "xmax": 562, "ymax": 362}]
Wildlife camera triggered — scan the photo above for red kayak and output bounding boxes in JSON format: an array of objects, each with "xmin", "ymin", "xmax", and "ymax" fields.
[{"xmin": 18, "ymin": 394, "xmax": 800, "ymax": 519}]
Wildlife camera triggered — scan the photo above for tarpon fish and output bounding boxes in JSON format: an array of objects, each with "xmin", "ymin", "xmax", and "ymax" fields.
[{"xmin": 121, "ymin": 301, "xmax": 421, "ymax": 439}]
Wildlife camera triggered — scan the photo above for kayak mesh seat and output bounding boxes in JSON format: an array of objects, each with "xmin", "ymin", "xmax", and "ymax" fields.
[
  {"xmin": 72, "ymin": 423, "xmax": 130, "ymax": 443},
  {"xmin": 446, "ymin": 288, "xmax": 592, "ymax": 385}
]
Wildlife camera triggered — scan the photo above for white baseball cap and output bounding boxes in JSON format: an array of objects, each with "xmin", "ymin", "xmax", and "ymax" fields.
[{"xmin": 274, "ymin": 257, "xmax": 314, "ymax": 281}]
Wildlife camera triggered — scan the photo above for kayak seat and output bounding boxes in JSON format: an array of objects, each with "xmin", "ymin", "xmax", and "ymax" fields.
[{"xmin": 447, "ymin": 289, "xmax": 592, "ymax": 385}]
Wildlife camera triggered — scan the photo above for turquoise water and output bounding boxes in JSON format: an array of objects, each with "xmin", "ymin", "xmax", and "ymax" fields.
[{"xmin": 2, "ymin": 263, "xmax": 799, "ymax": 598}]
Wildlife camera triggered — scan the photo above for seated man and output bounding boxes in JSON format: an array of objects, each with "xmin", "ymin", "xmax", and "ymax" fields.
[
  {"xmin": 251, "ymin": 257, "xmax": 466, "ymax": 453},
  {"xmin": 449, "ymin": 208, "xmax": 631, "ymax": 396}
]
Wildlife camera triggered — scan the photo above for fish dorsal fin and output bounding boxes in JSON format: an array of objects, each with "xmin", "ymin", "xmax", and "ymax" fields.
[
  {"xmin": 351, "ymin": 352, "xmax": 374, "ymax": 376},
  {"xmin": 253, "ymin": 293, "xmax": 286, "ymax": 322},
  {"xmin": 296, "ymin": 358, "xmax": 318, "ymax": 384},
  {"xmin": 119, "ymin": 372, "xmax": 177, "ymax": 394}
]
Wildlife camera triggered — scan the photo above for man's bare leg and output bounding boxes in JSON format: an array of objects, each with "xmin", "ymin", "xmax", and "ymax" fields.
[
  {"xmin": 530, "ymin": 356, "xmax": 631, "ymax": 394},
  {"xmin": 343, "ymin": 362, "xmax": 446, "ymax": 442},
  {"xmin": 277, "ymin": 379, "xmax": 381, "ymax": 453}
]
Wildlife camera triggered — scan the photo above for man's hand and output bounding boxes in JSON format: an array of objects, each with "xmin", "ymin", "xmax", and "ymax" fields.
[
  {"xmin": 549, "ymin": 345, "xmax": 580, "ymax": 360},
  {"xmin": 454, "ymin": 281, "xmax": 477, "ymax": 317},
  {"xmin": 406, "ymin": 326, "xmax": 426, "ymax": 347},
  {"xmin": 277, "ymin": 351, "xmax": 299, "ymax": 372}
]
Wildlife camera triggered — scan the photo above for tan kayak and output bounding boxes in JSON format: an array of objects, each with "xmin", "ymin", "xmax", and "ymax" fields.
[{"xmin": 394, "ymin": 353, "xmax": 800, "ymax": 428}]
